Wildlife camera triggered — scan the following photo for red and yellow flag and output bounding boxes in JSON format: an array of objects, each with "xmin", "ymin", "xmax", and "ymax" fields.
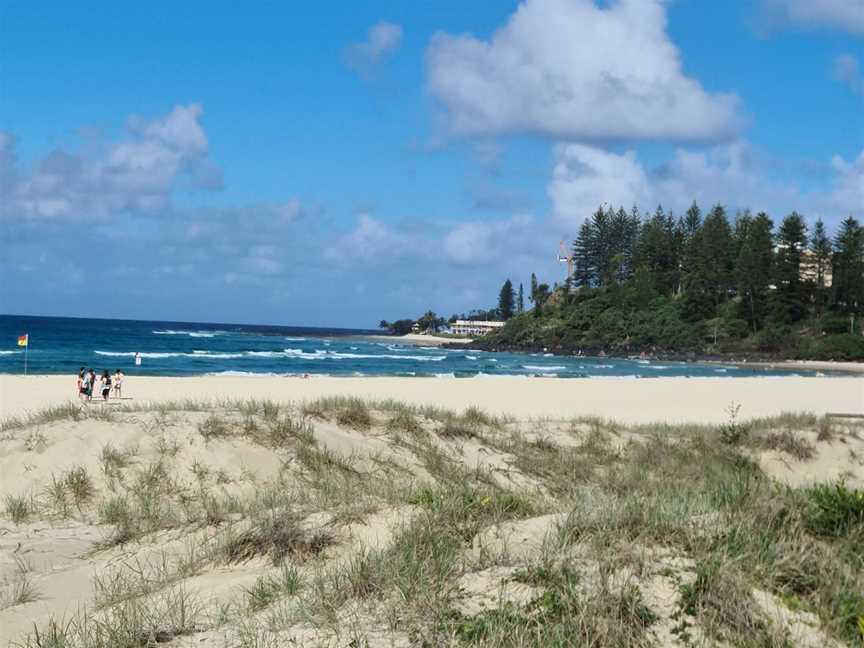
[{"xmin": 17, "ymin": 334, "xmax": 28, "ymax": 347}]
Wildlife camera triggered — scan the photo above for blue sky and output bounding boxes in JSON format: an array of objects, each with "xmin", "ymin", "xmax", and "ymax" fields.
[{"xmin": 1, "ymin": 0, "xmax": 862, "ymax": 327}]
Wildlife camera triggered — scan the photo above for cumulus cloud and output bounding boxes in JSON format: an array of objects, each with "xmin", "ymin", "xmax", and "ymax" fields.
[
  {"xmin": 426, "ymin": 0, "xmax": 741, "ymax": 142},
  {"xmin": 548, "ymin": 141, "xmax": 864, "ymax": 229},
  {"xmin": 444, "ymin": 215, "xmax": 535, "ymax": 265},
  {"xmin": 0, "ymin": 104, "xmax": 221, "ymax": 222},
  {"xmin": 833, "ymin": 54, "xmax": 864, "ymax": 96},
  {"xmin": 346, "ymin": 21, "xmax": 403, "ymax": 78},
  {"xmin": 324, "ymin": 213, "xmax": 420, "ymax": 263},
  {"xmin": 761, "ymin": 0, "xmax": 864, "ymax": 34}
]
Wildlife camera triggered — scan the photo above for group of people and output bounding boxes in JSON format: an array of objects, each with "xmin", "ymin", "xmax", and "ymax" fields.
[{"xmin": 77, "ymin": 367, "xmax": 123, "ymax": 402}]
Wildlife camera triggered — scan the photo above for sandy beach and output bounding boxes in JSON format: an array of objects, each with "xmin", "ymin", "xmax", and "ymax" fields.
[
  {"xmin": 364, "ymin": 333, "xmax": 473, "ymax": 346},
  {"xmin": 1, "ymin": 374, "xmax": 861, "ymax": 423}
]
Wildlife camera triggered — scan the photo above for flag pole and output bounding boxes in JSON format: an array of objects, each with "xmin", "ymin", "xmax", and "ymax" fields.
[{"xmin": 24, "ymin": 336, "xmax": 28, "ymax": 376}]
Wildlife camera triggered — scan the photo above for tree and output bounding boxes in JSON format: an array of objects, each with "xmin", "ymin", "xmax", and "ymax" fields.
[
  {"xmin": 573, "ymin": 219, "xmax": 596, "ymax": 288},
  {"xmin": 735, "ymin": 212, "xmax": 774, "ymax": 331},
  {"xmin": 378, "ymin": 320, "xmax": 389, "ymax": 330},
  {"xmin": 417, "ymin": 311, "xmax": 444, "ymax": 333},
  {"xmin": 530, "ymin": 273, "xmax": 539, "ymax": 304},
  {"xmin": 517, "ymin": 283, "xmax": 524, "ymax": 314},
  {"xmin": 498, "ymin": 279, "xmax": 516, "ymax": 320},
  {"xmin": 831, "ymin": 216, "xmax": 864, "ymax": 317},
  {"xmin": 810, "ymin": 219, "xmax": 832, "ymax": 320},
  {"xmin": 387, "ymin": 319, "xmax": 415, "ymax": 336},
  {"xmin": 683, "ymin": 204, "xmax": 735, "ymax": 319},
  {"xmin": 634, "ymin": 205, "xmax": 678, "ymax": 295},
  {"xmin": 770, "ymin": 212, "xmax": 808, "ymax": 324},
  {"xmin": 679, "ymin": 201, "xmax": 702, "ymax": 294}
]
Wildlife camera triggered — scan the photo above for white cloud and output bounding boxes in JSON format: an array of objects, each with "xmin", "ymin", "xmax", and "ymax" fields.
[
  {"xmin": 762, "ymin": 0, "xmax": 864, "ymax": 34},
  {"xmin": 346, "ymin": 21, "xmax": 403, "ymax": 78},
  {"xmin": 0, "ymin": 104, "xmax": 221, "ymax": 221},
  {"xmin": 444, "ymin": 214, "xmax": 534, "ymax": 265},
  {"xmin": 833, "ymin": 54, "xmax": 864, "ymax": 96},
  {"xmin": 548, "ymin": 141, "xmax": 864, "ymax": 229},
  {"xmin": 830, "ymin": 150, "xmax": 864, "ymax": 215},
  {"xmin": 426, "ymin": 0, "xmax": 741, "ymax": 141},
  {"xmin": 324, "ymin": 214, "xmax": 418, "ymax": 263}
]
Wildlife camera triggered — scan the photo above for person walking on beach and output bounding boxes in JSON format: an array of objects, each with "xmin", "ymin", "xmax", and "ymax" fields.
[
  {"xmin": 113, "ymin": 369, "xmax": 123, "ymax": 399},
  {"xmin": 87, "ymin": 369, "xmax": 96, "ymax": 402},
  {"xmin": 81, "ymin": 370, "xmax": 91, "ymax": 402},
  {"xmin": 100, "ymin": 370, "xmax": 112, "ymax": 401},
  {"xmin": 76, "ymin": 368, "xmax": 85, "ymax": 401}
]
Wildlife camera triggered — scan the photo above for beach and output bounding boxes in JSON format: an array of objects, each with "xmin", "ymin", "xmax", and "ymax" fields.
[{"xmin": 1, "ymin": 373, "xmax": 861, "ymax": 423}]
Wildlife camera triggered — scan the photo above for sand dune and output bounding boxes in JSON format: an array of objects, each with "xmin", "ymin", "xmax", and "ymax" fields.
[{"xmin": 1, "ymin": 397, "xmax": 862, "ymax": 646}]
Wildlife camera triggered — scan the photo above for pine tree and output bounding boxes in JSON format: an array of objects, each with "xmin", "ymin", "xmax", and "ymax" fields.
[
  {"xmin": 679, "ymin": 201, "xmax": 702, "ymax": 294},
  {"xmin": 735, "ymin": 212, "xmax": 774, "ymax": 330},
  {"xmin": 573, "ymin": 219, "xmax": 596, "ymax": 288},
  {"xmin": 683, "ymin": 204, "xmax": 735, "ymax": 318},
  {"xmin": 498, "ymin": 279, "xmax": 515, "ymax": 320},
  {"xmin": 530, "ymin": 273, "xmax": 539, "ymax": 304},
  {"xmin": 634, "ymin": 205, "xmax": 678, "ymax": 295},
  {"xmin": 517, "ymin": 283, "xmax": 524, "ymax": 314},
  {"xmin": 770, "ymin": 212, "xmax": 809, "ymax": 324},
  {"xmin": 831, "ymin": 216, "xmax": 864, "ymax": 316},
  {"xmin": 810, "ymin": 219, "xmax": 832, "ymax": 319}
]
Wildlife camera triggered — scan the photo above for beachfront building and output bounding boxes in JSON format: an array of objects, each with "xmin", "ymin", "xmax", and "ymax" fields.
[
  {"xmin": 799, "ymin": 249, "xmax": 832, "ymax": 287},
  {"xmin": 450, "ymin": 319, "xmax": 506, "ymax": 337},
  {"xmin": 774, "ymin": 246, "xmax": 832, "ymax": 287}
]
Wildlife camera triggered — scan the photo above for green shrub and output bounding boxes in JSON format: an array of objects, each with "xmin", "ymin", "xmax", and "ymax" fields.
[
  {"xmin": 819, "ymin": 312, "xmax": 856, "ymax": 335},
  {"xmin": 808, "ymin": 334, "xmax": 864, "ymax": 361},
  {"xmin": 804, "ymin": 482, "xmax": 864, "ymax": 537}
]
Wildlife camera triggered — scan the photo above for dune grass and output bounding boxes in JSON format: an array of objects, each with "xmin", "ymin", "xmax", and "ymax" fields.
[{"xmin": 3, "ymin": 398, "xmax": 864, "ymax": 647}]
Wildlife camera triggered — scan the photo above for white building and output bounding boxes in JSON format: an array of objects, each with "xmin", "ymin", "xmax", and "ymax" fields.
[{"xmin": 450, "ymin": 319, "xmax": 506, "ymax": 336}]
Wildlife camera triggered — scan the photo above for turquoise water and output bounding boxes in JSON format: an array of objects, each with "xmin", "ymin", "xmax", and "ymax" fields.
[{"xmin": 0, "ymin": 314, "xmax": 846, "ymax": 378}]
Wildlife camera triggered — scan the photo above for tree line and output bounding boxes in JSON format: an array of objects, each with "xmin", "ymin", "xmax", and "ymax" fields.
[
  {"xmin": 568, "ymin": 203, "xmax": 861, "ymax": 331},
  {"xmin": 483, "ymin": 203, "xmax": 864, "ymax": 360}
]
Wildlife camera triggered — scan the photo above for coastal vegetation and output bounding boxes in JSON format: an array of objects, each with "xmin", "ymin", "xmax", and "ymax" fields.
[
  {"xmin": 481, "ymin": 205, "xmax": 864, "ymax": 360},
  {"xmin": 1, "ymin": 399, "xmax": 863, "ymax": 646}
]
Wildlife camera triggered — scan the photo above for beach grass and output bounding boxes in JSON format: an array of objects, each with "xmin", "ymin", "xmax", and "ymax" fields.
[{"xmin": 2, "ymin": 399, "xmax": 864, "ymax": 647}]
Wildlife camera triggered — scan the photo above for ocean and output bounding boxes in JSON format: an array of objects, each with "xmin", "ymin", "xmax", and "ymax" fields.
[{"xmin": 0, "ymin": 314, "xmax": 845, "ymax": 379}]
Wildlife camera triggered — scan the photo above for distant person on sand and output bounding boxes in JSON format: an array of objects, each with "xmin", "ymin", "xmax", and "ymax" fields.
[
  {"xmin": 113, "ymin": 369, "xmax": 123, "ymax": 398},
  {"xmin": 77, "ymin": 368, "xmax": 85, "ymax": 401},
  {"xmin": 135, "ymin": 352, "xmax": 142, "ymax": 366},
  {"xmin": 100, "ymin": 370, "xmax": 112, "ymax": 400},
  {"xmin": 82, "ymin": 369, "xmax": 92, "ymax": 402},
  {"xmin": 88, "ymin": 369, "xmax": 96, "ymax": 401}
]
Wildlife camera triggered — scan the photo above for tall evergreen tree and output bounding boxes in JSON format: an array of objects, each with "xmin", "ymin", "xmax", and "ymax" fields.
[
  {"xmin": 498, "ymin": 279, "xmax": 515, "ymax": 320},
  {"xmin": 683, "ymin": 204, "xmax": 735, "ymax": 318},
  {"xmin": 810, "ymin": 219, "xmax": 832, "ymax": 319},
  {"xmin": 590, "ymin": 206, "xmax": 611, "ymax": 285},
  {"xmin": 679, "ymin": 201, "xmax": 702, "ymax": 294},
  {"xmin": 831, "ymin": 216, "xmax": 864, "ymax": 316},
  {"xmin": 530, "ymin": 273, "xmax": 539, "ymax": 304},
  {"xmin": 517, "ymin": 283, "xmax": 524, "ymax": 314},
  {"xmin": 573, "ymin": 219, "xmax": 597, "ymax": 288},
  {"xmin": 735, "ymin": 212, "xmax": 774, "ymax": 330},
  {"xmin": 635, "ymin": 205, "xmax": 678, "ymax": 295},
  {"xmin": 770, "ymin": 212, "xmax": 809, "ymax": 324}
]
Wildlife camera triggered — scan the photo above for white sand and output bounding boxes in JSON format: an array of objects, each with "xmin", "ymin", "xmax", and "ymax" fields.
[
  {"xmin": 1, "ymin": 374, "xmax": 862, "ymax": 423},
  {"xmin": 364, "ymin": 333, "xmax": 473, "ymax": 346}
]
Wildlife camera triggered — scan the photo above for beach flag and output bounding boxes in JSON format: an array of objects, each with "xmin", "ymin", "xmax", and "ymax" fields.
[{"xmin": 17, "ymin": 334, "xmax": 28, "ymax": 347}]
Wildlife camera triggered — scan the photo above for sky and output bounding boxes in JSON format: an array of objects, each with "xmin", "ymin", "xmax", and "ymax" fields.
[{"xmin": 1, "ymin": 0, "xmax": 862, "ymax": 327}]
